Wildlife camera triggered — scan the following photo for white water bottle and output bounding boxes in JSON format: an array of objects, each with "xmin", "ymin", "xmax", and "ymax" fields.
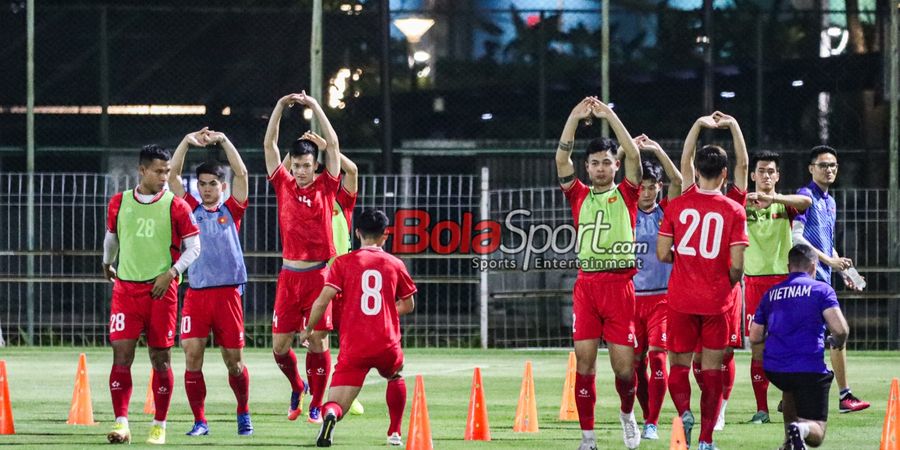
[{"xmin": 841, "ymin": 267, "xmax": 866, "ymax": 290}]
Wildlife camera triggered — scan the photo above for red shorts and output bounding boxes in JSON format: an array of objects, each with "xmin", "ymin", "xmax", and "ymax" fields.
[
  {"xmin": 109, "ymin": 280, "xmax": 178, "ymax": 348},
  {"xmin": 726, "ymin": 283, "xmax": 744, "ymax": 348},
  {"xmin": 633, "ymin": 294, "xmax": 668, "ymax": 353},
  {"xmin": 273, "ymin": 265, "xmax": 332, "ymax": 334},
  {"xmin": 330, "ymin": 345, "xmax": 404, "ymax": 388},
  {"xmin": 667, "ymin": 309, "xmax": 729, "ymax": 353},
  {"xmin": 181, "ymin": 286, "xmax": 245, "ymax": 348},
  {"xmin": 572, "ymin": 271, "xmax": 636, "ymax": 347},
  {"xmin": 744, "ymin": 275, "xmax": 788, "ymax": 336}
]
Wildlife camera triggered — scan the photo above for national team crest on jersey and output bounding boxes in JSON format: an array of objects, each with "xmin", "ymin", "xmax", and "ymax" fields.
[
  {"xmin": 218, "ymin": 216, "xmax": 228, "ymax": 225},
  {"xmin": 608, "ymin": 196, "xmax": 618, "ymax": 204}
]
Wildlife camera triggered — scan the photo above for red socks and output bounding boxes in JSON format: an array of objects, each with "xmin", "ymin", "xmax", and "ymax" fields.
[
  {"xmin": 322, "ymin": 401, "xmax": 344, "ymax": 420},
  {"xmin": 184, "ymin": 370, "xmax": 206, "ymax": 423},
  {"xmin": 274, "ymin": 349, "xmax": 306, "ymax": 393},
  {"xmin": 152, "ymin": 367, "xmax": 174, "ymax": 422},
  {"xmin": 646, "ymin": 351, "xmax": 668, "ymax": 426},
  {"xmin": 692, "ymin": 359, "xmax": 704, "ymax": 391},
  {"xmin": 722, "ymin": 351, "xmax": 735, "ymax": 401},
  {"xmin": 668, "ymin": 364, "xmax": 691, "ymax": 415},
  {"xmin": 699, "ymin": 369, "xmax": 723, "ymax": 444},
  {"xmin": 306, "ymin": 351, "xmax": 332, "ymax": 409},
  {"xmin": 615, "ymin": 375, "xmax": 636, "ymax": 414},
  {"xmin": 109, "ymin": 364, "xmax": 133, "ymax": 418},
  {"xmin": 229, "ymin": 366, "xmax": 251, "ymax": 414},
  {"xmin": 575, "ymin": 373, "xmax": 596, "ymax": 431},
  {"xmin": 750, "ymin": 359, "xmax": 769, "ymax": 412},
  {"xmin": 386, "ymin": 378, "xmax": 407, "ymax": 436},
  {"xmin": 634, "ymin": 357, "xmax": 650, "ymax": 422}
]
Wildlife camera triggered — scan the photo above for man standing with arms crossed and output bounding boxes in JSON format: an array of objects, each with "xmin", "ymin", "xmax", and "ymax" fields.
[
  {"xmin": 264, "ymin": 91, "xmax": 342, "ymax": 423},
  {"xmin": 103, "ymin": 145, "xmax": 201, "ymax": 445},
  {"xmin": 168, "ymin": 128, "xmax": 254, "ymax": 436},
  {"xmin": 793, "ymin": 145, "xmax": 868, "ymax": 413},
  {"xmin": 657, "ymin": 127, "xmax": 748, "ymax": 450},
  {"xmin": 556, "ymin": 96, "xmax": 643, "ymax": 450}
]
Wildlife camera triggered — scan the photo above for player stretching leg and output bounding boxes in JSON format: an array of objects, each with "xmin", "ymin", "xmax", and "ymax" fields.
[
  {"xmin": 630, "ymin": 136, "xmax": 682, "ymax": 440},
  {"xmin": 658, "ymin": 121, "xmax": 748, "ymax": 450},
  {"xmin": 793, "ymin": 146, "xmax": 868, "ymax": 413},
  {"xmin": 740, "ymin": 151, "xmax": 811, "ymax": 424},
  {"xmin": 169, "ymin": 128, "xmax": 254, "ymax": 436},
  {"xmin": 102, "ymin": 145, "xmax": 201, "ymax": 444},
  {"xmin": 299, "ymin": 209, "xmax": 417, "ymax": 447},
  {"xmin": 264, "ymin": 92, "xmax": 342, "ymax": 423},
  {"xmin": 556, "ymin": 97, "xmax": 643, "ymax": 450}
]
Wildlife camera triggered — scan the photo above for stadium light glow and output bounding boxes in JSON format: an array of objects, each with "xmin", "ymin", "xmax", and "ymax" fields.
[
  {"xmin": 393, "ymin": 17, "xmax": 434, "ymax": 44},
  {"xmin": 720, "ymin": 91, "xmax": 736, "ymax": 99},
  {"xmin": 328, "ymin": 68, "xmax": 353, "ymax": 109},
  {"xmin": 303, "ymin": 108, "xmax": 313, "ymax": 121},
  {"xmin": 480, "ymin": 113, "xmax": 493, "ymax": 121},
  {"xmin": 413, "ymin": 50, "xmax": 431, "ymax": 63},
  {"xmin": 1, "ymin": 104, "xmax": 206, "ymax": 115},
  {"xmin": 792, "ymin": 80, "xmax": 804, "ymax": 87}
]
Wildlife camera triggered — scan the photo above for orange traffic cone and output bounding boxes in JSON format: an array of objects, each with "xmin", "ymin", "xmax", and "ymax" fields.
[
  {"xmin": 0, "ymin": 360, "xmax": 14, "ymax": 435},
  {"xmin": 143, "ymin": 371, "xmax": 155, "ymax": 415},
  {"xmin": 558, "ymin": 351, "xmax": 579, "ymax": 421},
  {"xmin": 670, "ymin": 415, "xmax": 688, "ymax": 450},
  {"xmin": 406, "ymin": 375, "xmax": 433, "ymax": 450},
  {"xmin": 513, "ymin": 360, "xmax": 539, "ymax": 433},
  {"xmin": 464, "ymin": 367, "xmax": 491, "ymax": 441},
  {"xmin": 66, "ymin": 353, "xmax": 97, "ymax": 425},
  {"xmin": 881, "ymin": 377, "xmax": 900, "ymax": 450}
]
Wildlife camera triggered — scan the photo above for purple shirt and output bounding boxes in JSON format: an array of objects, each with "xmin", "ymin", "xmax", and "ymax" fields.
[{"xmin": 753, "ymin": 272, "xmax": 840, "ymax": 374}]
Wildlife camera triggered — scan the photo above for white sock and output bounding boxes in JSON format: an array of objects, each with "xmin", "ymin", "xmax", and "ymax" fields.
[
  {"xmin": 115, "ymin": 416, "xmax": 128, "ymax": 426},
  {"xmin": 795, "ymin": 422, "xmax": 810, "ymax": 439},
  {"xmin": 152, "ymin": 419, "xmax": 166, "ymax": 429},
  {"xmin": 582, "ymin": 430, "xmax": 596, "ymax": 440}
]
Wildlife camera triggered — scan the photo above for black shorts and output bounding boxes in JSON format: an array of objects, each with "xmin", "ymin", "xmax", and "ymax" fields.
[{"xmin": 766, "ymin": 370, "xmax": 834, "ymax": 421}]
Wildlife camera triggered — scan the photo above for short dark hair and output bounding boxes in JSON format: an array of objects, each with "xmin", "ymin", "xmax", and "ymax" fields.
[
  {"xmin": 195, "ymin": 161, "xmax": 226, "ymax": 180},
  {"xmin": 585, "ymin": 137, "xmax": 618, "ymax": 160},
  {"xmin": 641, "ymin": 160, "xmax": 663, "ymax": 183},
  {"xmin": 809, "ymin": 145, "xmax": 837, "ymax": 164},
  {"xmin": 139, "ymin": 144, "xmax": 171, "ymax": 166},
  {"xmin": 695, "ymin": 145, "xmax": 728, "ymax": 179},
  {"xmin": 788, "ymin": 244, "xmax": 819, "ymax": 270},
  {"xmin": 290, "ymin": 138, "xmax": 318, "ymax": 159},
  {"xmin": 356, "ymin": 209, "xmax": 389, "ymax": 239},
  {"xmin": 751, "ymin": 150, "xmax": 781, "ymax": 169}
]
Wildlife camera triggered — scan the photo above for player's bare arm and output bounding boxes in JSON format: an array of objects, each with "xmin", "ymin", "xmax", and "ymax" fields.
[
  {"xmin": 296, "ymin": 91, "xmax": 341, "ymax": 177},
  {"xmin": 340, "ymin": 154, "xmax": 359, "ymax": 194},
  {"xmin": 823, "ymin": 307, "xmax": 849, "ymax": 350},
  {"xmin": 209, "ymin": 130, "xmax": 249, "ymax": 204},
  {"xmin": 264, "ymin": 94, "xmax": 302, "ymax": 176},
  {"xmin": 168, "ymin": 128, "xmax": 212, "ymax": 198},
  {"xmin": 713, "ymin": 111, "xmax": 748, "ymax": 191},
  {"xmin": 729, "ymin": 244, "xmax": 746, "ymax": 286},
  {"xmin": 681, "ymin": 115, "xmax": 717, "ymax": 188},
  {"xmin": 748, "ymin": 322, "xmax": 766, "ymax": 346},
  {"xmin": 556, "ymin": 97, "xmax": 596, "ymax": 190},
  {"xmin": 747, "ymin": 192, "xmax": 812, "ymax": 211},
  {"xmin": 396, "ymin": 295, "xmax": 415, "ymax": 316},
  {"xmin": 656, "ymin": 235, "xmax": 674, "ymax": 263},
  {"xmin": 638, "ymin": 134, "xmax": 683, "ymax": 199},
  {"xmin": 298, "ymin": 286, "xmax": 339, "ymax": 343},
  {"xmin": 594, "ymin": 101, "xmax": 641, "ymax": 185}
]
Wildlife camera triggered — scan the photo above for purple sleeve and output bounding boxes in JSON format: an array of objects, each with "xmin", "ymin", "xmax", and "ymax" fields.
[
  {"xmin": 819, "ymin": 285, "xmax": 840, "ymax": 312},
  {"xmin": 753, "ymin": 290, "xmax": 770, "ymax": 326},
  {"xmin": 793, "ymin": 187, "xmax": 813, "ymax": 225}
]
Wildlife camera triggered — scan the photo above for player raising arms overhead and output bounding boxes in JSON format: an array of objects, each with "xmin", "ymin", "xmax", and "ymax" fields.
[
  {"xmin": 264, "ymin": 91, "xmax": 342, "ymax": 423},
  {"xmin": 658, "ymin": 119, "xmax": 748, "ymax": 450},
  {"xmin": 556, "ymin": 97, "xmax": 643, "ymax": 450},
  {"xmin": 102, "ymin": 144, "xmax": 201, "ymax": 445},
  {"xmin": 300, "ymin": 209, "xmax": 417, "ymax": 448},
  {"xmin": 168, "ymin": 128, "xmax": 255, "ymax": 436}
]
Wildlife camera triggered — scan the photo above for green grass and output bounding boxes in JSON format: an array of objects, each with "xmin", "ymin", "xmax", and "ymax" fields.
[{"xmin": 0, "ymin": 348, "xmax": 895, "ymax": 449}]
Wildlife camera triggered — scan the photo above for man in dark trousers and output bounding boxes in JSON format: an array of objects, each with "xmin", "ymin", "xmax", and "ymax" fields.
[{"xmin": 749, "ymin": 244, "xmax": 849, "ymax": 450}]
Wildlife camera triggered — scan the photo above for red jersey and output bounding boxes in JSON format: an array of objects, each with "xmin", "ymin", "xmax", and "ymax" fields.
[
  {"xmin": 183, "ymin": 194, "xmax": 248, "ymax": 232},
  {"xmin": 106, "ymin": 189, "xmax": 199, "ymax": 293},
  {"xmin": 659, "ymin": 184, "xmax": 749, "ymax": 315},
  {"xmin": 325, "ymin": 247, "xmax": 417, "ymax": 358},
  {"xmin": 268, "ymin": 165, "xmax": 340, "ymax": 261},
  {"xmin": 335, "ymin": 184, "xmax": 357, "ymax": 231},
  {"xmin": 726, "ymin": 185, "xmax": 747, "ymax": 206}
]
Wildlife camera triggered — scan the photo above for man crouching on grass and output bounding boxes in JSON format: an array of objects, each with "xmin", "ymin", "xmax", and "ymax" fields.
[
  {"xmin": 749, "ymin": 244, "xmax": 849, "ymax": 450},
  {"xmin": 298, "ymin": 209, "xmax": 418, "ymax": 448}
]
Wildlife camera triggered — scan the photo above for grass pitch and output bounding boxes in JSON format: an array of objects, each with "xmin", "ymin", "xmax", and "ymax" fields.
[{"xmin": 0, "ymin": 348, "xmax": 895, "ymax": 449}]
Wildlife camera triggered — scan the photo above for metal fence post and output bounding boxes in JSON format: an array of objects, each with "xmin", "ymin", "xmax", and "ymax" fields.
[
  {"xmin": 25, "ymin": 0, "xmax": 36, "ymax": 345},
  {"xmin": 479, "ymin": 166, "xmax": 490, "ymax": 350}
]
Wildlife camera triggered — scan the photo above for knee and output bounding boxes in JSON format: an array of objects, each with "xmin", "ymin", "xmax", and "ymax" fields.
[
  {"xmin": 614, "ymin": 367, "xmax": 634, "ymax": 381},
  {"xmin": 308, "ymin": 332, "xmax": 329, "ymax": 352},
  {"xmin": 225, "ymin": 360, "xmax": 244, "ymax": 377},
  {"xmin": 148, "ymin": 349, "xmax": 171, "ymax": 370}
]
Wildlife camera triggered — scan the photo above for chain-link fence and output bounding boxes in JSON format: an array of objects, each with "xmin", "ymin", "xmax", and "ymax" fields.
[
  {"xmin": 0, "ymin": 2, "xmax": 894, "ymax": 174},
  {"xmin": 2, "ymin": 170, "xmax": 899, "ymax": 349}
]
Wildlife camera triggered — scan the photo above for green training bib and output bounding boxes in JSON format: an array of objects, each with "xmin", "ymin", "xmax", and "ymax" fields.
[
  {"xmin": 116, "ymin": 190, "xmax": 174, "ymax": 281},
  {"xmin": 577, "ymin": 185, "xmax": 636, "ymax": 272}
]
